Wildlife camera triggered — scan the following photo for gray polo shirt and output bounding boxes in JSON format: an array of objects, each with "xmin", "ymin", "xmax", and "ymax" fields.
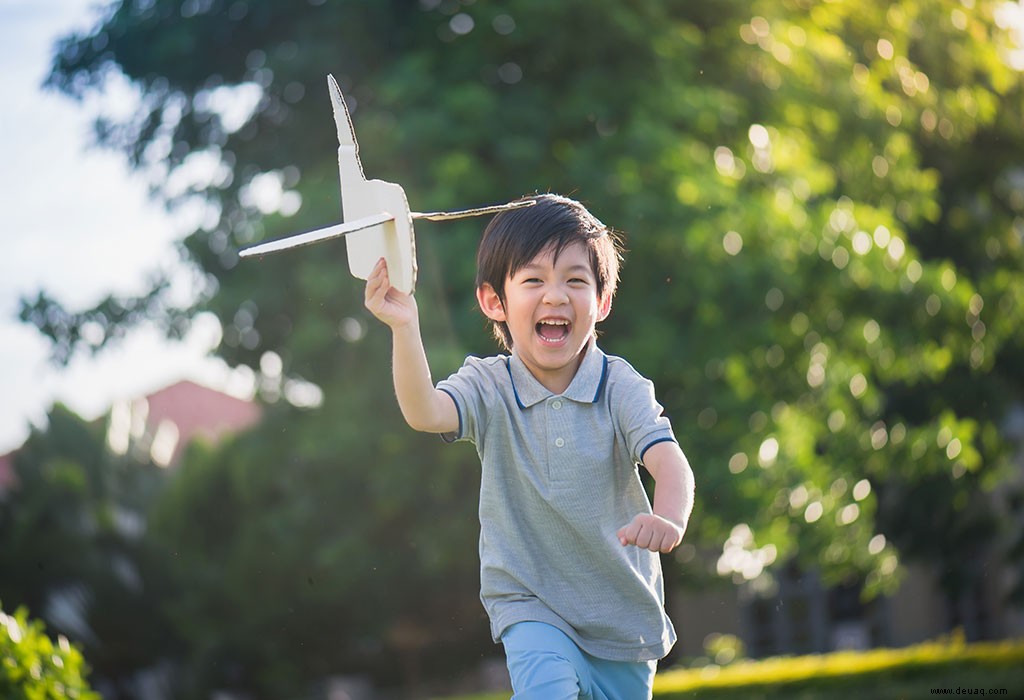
[{"xmin": 436, "ymin": 340, "xmax": 678, "ymax": 662}]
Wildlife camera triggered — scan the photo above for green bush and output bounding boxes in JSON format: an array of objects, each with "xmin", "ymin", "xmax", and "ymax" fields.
[{"xmin": 0, "ymin": 603, "xmax": 99, "ymax": 700}]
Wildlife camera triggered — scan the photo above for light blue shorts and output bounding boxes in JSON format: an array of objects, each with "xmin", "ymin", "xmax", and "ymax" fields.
[{"xmin": 501, "ymin": 622, "xmax": 657, "ymax": 700}]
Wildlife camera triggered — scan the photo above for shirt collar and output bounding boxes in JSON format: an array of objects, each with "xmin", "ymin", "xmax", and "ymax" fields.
[{"xmin": 507, "ymin": 339, "xmax": 609, "ymax": 408}]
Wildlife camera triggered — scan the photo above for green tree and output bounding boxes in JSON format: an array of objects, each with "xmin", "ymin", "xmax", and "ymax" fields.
[
  {"xmin": 146, "ymin": 409, "xmax": 483, "ymax": 697},
  {"xmin": 0, "ymin": 603, "xmax": 100, "ymax": 700},
  {"xmin": 0, "ymin": 406, "xmax": 181, "ymax": 697},
  {"xmin": 24, "ymin": 0, "xmax": 1024, "ymax": 689}
]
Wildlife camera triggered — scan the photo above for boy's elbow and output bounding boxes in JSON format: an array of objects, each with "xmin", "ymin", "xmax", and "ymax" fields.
[
  {"xmin": 398, "ymin": 390, "xmax": 457, "ymax": 435},
  {"xmin": 404, "ymin": 415, "xmax": 441, "ymax": 434},
  {"xmin": 399, "ymin": 408, "xmax": 430, "ymax": 433},
  {"xmin": 402, "ymin": 408, "xmax": 452, "ymax": 435}
]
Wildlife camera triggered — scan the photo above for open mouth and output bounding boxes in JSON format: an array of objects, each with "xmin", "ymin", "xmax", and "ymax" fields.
[{"xmin": 536, "ymin": 319, "xmax": 571, "ymax": 344}]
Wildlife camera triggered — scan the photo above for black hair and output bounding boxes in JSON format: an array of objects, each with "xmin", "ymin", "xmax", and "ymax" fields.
[{"xmin": 476, "ymin": 193, "xmax": 623, "ymax": 350}]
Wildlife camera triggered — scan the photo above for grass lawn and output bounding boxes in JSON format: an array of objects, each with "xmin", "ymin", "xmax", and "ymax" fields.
[{"xmin": 436, "ymin": 634, "xmax": 1024, "ymax": 699}]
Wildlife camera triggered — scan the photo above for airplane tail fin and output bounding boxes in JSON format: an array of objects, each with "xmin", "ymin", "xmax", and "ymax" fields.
[{"xmin": 328, "ymin": 74, "xmax": 366, "ymax": 181}]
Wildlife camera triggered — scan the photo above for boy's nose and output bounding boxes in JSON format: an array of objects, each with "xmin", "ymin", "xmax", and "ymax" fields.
[{"xmin": 542, "ymin": 285, "xmax": 570, "ymax": 305}]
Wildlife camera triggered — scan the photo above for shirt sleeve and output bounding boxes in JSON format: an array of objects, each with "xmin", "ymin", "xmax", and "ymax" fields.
[
  {"xmin": 435, "ymin": 356, "xmax": 490, "ymax": 445},
  {"xmin": 611, "ymin": 364, "xmax": 676, "ymax": 465}
]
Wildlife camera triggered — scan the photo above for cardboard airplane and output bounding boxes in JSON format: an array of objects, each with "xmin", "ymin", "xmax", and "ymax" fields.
[{"xmin": 239, "ymin": 74, "xmax": 533, "ymax": 293}]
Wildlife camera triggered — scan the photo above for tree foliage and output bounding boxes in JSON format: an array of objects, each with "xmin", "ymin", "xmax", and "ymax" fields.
[
  {"xmin": 0, "ymin": 406, "xmax": 181, "ymax": 696},
  {"xmin": 145, "ymin": 408, "xmax": 484, "ymax": 696},
  {"xmin": 0, "ymin": 603, "xmax": 100, "ymax": 700},
  {"xmin": 18, "ymin": 0, "xmax": 1024, "ymax": 692}
]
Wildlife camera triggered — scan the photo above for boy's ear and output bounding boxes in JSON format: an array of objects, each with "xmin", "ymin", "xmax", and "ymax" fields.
[
  {"xmin": 597, "ymin": 292, "xmax": 613, "ymax": 322},
  {"xmin": 476, "ymin": 283, "xmax": 507, "ymax": 322}
]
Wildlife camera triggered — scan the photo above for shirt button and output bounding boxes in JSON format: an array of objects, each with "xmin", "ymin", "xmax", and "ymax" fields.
[
  {"xmin": 551, "ymin": 400, "xmax": 562, "ymax": 410},
  {"xmin": 555, "ymin": 437, "xmax": 565, "ymax": 448}
]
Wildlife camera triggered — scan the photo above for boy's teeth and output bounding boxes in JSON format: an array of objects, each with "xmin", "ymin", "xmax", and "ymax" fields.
[{"xmin": 537, "ymin": 319, "xmax": 571, "ymax": 341}]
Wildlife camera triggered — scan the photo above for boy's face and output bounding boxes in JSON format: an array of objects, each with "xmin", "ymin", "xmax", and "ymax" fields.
[{"xmin": 477, "ymin": 241, "xmax": 611, "ymax": 393}]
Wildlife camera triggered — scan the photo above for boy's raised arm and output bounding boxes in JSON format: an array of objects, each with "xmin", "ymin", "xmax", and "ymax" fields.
[{"xmin": 364, "ymin": 259, "xmax": 459, "ymax": 434}]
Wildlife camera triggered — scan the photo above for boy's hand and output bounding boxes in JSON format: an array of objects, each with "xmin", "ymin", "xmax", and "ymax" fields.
[
  {"xmin": 617, "ymin": 513, "xmax": 684, "ymax": 553},
  {"xmin": 365, "ymin": 258, "xmax": 417, "ymax": 329}
]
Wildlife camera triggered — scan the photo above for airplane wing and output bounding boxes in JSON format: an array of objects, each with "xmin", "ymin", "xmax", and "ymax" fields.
[
  {"xmin": 411, "ymin": 199, "xmax": 536, "ymax": 221},
  {"xmin": 239, "ymin": 212, "xmax": 395, "ymax": 258}
]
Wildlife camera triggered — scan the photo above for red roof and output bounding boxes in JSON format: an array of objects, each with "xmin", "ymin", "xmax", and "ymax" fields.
[
  {"xmin": 0, "ymin": 451, "xmax": 14, "ymax": 491},
  {"xmin": 140, "ymin": 380, "xmax": 262, "ymax": 465},
  {"xmin": 0, "ymin": 380, "xmax": 262, "ymax": 490}
]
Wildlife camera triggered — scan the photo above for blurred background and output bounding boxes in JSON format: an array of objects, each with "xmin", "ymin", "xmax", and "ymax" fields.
[{"xmin": 2, "ymin": 0, "xmax": 1024, "ymax": 698}]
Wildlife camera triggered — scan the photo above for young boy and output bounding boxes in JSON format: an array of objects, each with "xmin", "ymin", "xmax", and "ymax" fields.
[{"xmin": 364, "ymin": 193, "xmax": 694, "ymax": 699}]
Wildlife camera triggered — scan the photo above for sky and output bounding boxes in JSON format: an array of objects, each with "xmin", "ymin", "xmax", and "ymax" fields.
[{"xmin": 0, "ymin": 0, "xmax": 242, "ymax": 455}]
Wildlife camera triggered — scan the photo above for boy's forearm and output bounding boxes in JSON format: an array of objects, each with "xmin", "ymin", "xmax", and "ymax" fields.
[
  {"xmin": 364, "ymin": 259, "xmax": 455, "ymax": 433},
  {"xmin": 390, "ymin": 321, "xmax": 446, "ymax": 432},
  {"xmin": 648, "ymin": 443, "xmax": 695, "ymax": 534},
  {"xmin": 653, "ymin": 468, "xmax": 693, "ymax": 534}
]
